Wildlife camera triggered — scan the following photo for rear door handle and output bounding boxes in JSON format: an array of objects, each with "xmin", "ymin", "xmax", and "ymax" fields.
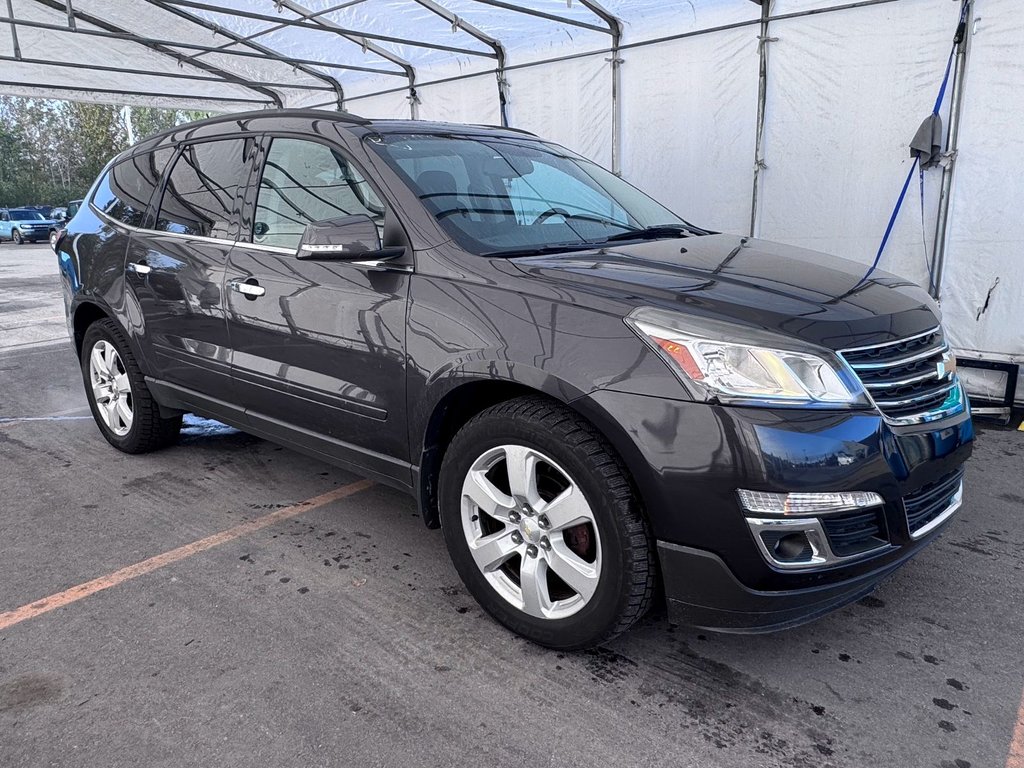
[
  {"xmin": 127, "ymin": 261, "xmax": 152, "ymax": 275},
  {"xmin": 230, "ymin": 279, "xmax": 266, "ymax": 299}
]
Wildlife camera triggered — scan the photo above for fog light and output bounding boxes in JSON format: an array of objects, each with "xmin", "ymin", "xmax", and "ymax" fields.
[
  {"xmin": 774, "ymin": 532, "xmax": 811, "ymax": 561},
  {"xmin": 737, "ymin": 489, "xmax": 883, "ymax": 516}
]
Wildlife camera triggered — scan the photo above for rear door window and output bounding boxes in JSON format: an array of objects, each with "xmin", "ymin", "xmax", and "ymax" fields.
[
  {"xmin": 253, "ymin": 137, "xmax": 385, "ymax": 251},
  {"xmin": 92, "ymin": 148, "xmax": 173, "ymax": 228},
  {"xmin": 156, "ymin": 139, "xmax": 251, "ymax": 239}
]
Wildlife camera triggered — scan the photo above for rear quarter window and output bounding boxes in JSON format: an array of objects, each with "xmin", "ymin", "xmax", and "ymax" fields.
[
  {"xmin": 92, "ymin": 147, "xmax": 173, "ymax": 228},
  {"xmin": 155, "ymin": 138, "xmax": 252, "ymax": 239}
]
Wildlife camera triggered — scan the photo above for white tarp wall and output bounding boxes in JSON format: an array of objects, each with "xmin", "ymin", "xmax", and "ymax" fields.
[
  {"xmin": 1, "ymin": 0, "xmax": 1020, "ymax": 396},
  {"xmin": 337, "ymin": 0, "xmax": 1023, "ymax": 397},
  {"xmin": 941, "ymin": 0, "xmax": 1023, "ymax": 391}
]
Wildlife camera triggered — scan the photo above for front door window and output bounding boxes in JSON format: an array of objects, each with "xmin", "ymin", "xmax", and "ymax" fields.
[{"xmin": 253, "ymin": 138, "xmax": 385, "ymax": 251}]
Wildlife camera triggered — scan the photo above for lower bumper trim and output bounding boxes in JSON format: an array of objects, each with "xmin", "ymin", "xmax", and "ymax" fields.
[{"xmin": 657, "ymin": 541, "xmax": 913, "ymax": 633}]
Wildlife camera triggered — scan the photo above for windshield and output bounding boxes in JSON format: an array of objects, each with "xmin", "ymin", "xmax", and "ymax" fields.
[
  {"xmin": 12, "ymin": 209, "xmax": 45, "ymax": 220},
  {"xmin": 368, "ymin": 134, "xmax": 687, "ymax": 256}
]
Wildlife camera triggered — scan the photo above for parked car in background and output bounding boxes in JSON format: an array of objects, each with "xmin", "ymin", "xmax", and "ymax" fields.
[
  {"xmin": 49, "ymin": 200, "xmax": 84, "ymax": 248},
  {"xmin": 57, "ymin": 110, "xmax": 973, "ymax": 649},
  {"xmin": 0, "ymin": 208, "xmax": 59, "ymax": 244}
]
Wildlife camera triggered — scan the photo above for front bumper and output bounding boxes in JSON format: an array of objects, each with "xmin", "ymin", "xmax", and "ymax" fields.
[{"xmin": 574, "ymin": 387, "xmax": 974, "ymax": 632}]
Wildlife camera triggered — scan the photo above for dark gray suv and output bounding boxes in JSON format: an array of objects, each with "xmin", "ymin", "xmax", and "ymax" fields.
[{"xmin": 57, "ymin": 110, "xmax": 973, "ymax": 649}]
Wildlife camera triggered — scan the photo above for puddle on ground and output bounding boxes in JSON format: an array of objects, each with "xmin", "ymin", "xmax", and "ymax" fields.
[{"xmin": 180, "ymin": 414, "xmax": 241, "ymax": 439}]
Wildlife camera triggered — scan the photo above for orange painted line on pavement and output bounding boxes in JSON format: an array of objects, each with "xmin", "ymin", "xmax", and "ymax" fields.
[
  {"xmin": 1008, "ymin": 687, "xmax": 1024, "ymax": 768},
  {"xmin": 0, "ymin": 478, "xmax": 374, "ymax": 632}
]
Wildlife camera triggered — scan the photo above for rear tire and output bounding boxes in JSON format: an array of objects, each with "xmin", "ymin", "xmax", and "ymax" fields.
[
  {"xmin": 81, "ymin": 318, "xmax": 181, "ymax": 453},
  {"xmin": 439, "ymin": 395, "xmax": 656, "ymax": 650}
]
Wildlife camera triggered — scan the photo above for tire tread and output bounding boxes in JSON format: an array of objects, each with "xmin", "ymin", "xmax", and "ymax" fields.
[
  {"xmin": 83, "ymin": 318, "xmax": 181, "ymax": 454},
  {"xmin": 452, "ymin": 395, "xmax": 656, "ymax": 647}
]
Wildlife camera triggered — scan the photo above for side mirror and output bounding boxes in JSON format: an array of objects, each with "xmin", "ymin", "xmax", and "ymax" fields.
[{"xmin": 296, "ymin": 214, "xmax": 399, "ymax": 262}]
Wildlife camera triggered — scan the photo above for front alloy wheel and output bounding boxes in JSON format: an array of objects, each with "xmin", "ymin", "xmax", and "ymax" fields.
[
  {"xmin": 439, "ymin": 396, "xmax": 655, "ymax": 650},
  {"xmin": 462, "ymin": 444, "xmax": 601, "ymax": 620}
]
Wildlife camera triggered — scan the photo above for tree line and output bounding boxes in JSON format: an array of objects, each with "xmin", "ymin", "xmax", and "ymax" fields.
[{"xmin": 0, "ymin": 97, "xmax": 207, "ymax": 208}]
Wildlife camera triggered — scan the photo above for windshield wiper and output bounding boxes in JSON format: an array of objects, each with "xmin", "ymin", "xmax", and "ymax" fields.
[
  {"xmin": 480, "ymin": 243, "xmax": 601, "ymax": 258},
  {"xmin": 600, "ymin": 224, "xmax": 706, "ymax": 243}
]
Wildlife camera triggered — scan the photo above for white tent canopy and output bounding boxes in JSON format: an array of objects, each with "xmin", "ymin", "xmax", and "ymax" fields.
[{"xmin": 2, "ymin": 0, "xmax": 1020, "ymax": 399}]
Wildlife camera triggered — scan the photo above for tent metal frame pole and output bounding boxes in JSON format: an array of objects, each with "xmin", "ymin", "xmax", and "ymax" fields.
[
  {"xmin": 0, "ymin": 54, "xmax": 335, "ymax": 90},
  {"xmin": 466, "ymin": 0, "xmax": 608, "ymax": 35},
  {"xmin": 578, "ymin": 1, "xmax": 622, "ymax": 174},
  {"xmin": 143, "ymin": 0, "xmax": 347, "ymax": 109},
  {"xmin": 274, "ymin": 0, "xmax": 418, "ymax": 119},
  {"xmin": 5, "ymin": 0, "xmax": 20, "ymax": 59},
  {"xmin": 160, "ymin": 0, "xmax": 497, "ymax": 59},
  {"xmin": 28, "ymin": 0, "xmax": 284, "ymax": 107},
  {"xmin": 929, "ymin": 0, "xmax": 972, "ymax": 301},
  {"xmin": 749, "ymin": 0, "xmax": 773, "ymax": 237},
  {"xmin": 0, "ymin": 79, "xmax": 273, "ymax": 105},
  {"xmin": 408, "ymin": 0, "xmax": 509, "ymax": 126},
  {"xmin": 4, "ymin": 13, "xmax": 395, "ymax": 80},
  {"xmin": 187, "ymin": 0, "xmax": 370, "ymax": 62}
]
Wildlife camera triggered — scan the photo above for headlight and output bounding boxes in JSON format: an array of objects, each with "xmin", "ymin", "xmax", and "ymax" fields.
[{"xmin": 625, "ymin": 307, "xmax": 868, "ymax": 407}]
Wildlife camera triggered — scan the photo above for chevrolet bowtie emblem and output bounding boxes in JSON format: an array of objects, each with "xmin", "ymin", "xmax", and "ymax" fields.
[{"xmin": 936, "ymin": 350, "xmax": 957, "ymax": 380}]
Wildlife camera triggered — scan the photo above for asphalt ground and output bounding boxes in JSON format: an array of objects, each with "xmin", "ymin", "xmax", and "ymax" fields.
[{"xmin": 1, "ymin": 242, "xmax": 1023, "ymax": 768}]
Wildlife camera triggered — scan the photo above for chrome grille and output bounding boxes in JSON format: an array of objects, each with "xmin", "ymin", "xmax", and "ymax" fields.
[
  {"xmin": 904, "ymin": 468, "xmax": 965, "ymax": 538},
  {"xmin": 839, "ymin": 327, "xmax": 962, "ymax": 424}
]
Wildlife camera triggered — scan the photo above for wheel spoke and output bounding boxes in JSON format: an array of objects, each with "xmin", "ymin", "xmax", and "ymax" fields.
[
  {"xmin": 92, "ymin": 382, "xmax": 108, "ymax": 403},
  {"xmin": 102, "ymin": 399, "xmax": 117, "ymax": 428},
  {"xmin": 546, "ymin": 541, "xmax": 599, "ymax": 602},
  {"xmin": 115, "ymin": 398, "xmax": 133, "ymax": 427},
  {"xmin": 540, "ymin": 485, "xmax": 594, "ymax": 532},
  {"xmin": 469, "ymin": 529, "xmax": 520, "ymax": 572},
  {"xmin": 519, "ymin": 555, "xmax": 551, "ymax": 618},
  {"xmin": 464, "ymin": 469, "xmax": 513, "ymax": 521},
  {"xmin": 114, "ymin": 373, "xmax": 131, "ymax": 395},
  {"xmin": 90, "ymin": 345, "xmax": 108, "ymax": 378},
  {"xmin": 503, "ymin": 445, "xmax": 539, "ymax": 504},
  {"xmin": 104, "ymin": 344, "xmax": 117, "ymax": 375}
]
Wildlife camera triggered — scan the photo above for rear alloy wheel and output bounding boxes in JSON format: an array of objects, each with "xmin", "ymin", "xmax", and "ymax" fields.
[
  {"xmin": 89, "ymin": 340, "xmax": 134, "ymax": 436},
  {"xmin": 81, "ymin": 318, "xmax": 181, "ymax": 453},
  {"xmin": 12, "ymin": 229, "xmax": 23, "ymax": 245},
  {"xmin": 439, "ymin": 396, "xmax": 655, "ymax": 649}
]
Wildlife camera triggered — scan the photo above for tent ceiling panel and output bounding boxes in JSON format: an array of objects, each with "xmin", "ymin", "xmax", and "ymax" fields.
[
  {"xmin": 75, "ymin": 0, "xmax": 345, "ymax": 85},
  {"xmin": 3, "ymin": 0, "xmax": 282, "ymax": 108}
]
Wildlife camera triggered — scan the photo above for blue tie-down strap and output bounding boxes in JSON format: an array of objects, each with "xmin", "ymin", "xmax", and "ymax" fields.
[{"xmin": 860, "ymin": 0, "xmax": 969, "ymax": 285}]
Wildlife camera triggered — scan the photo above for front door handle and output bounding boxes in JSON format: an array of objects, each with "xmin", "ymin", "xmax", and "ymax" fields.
[
  {"xmin": 230, "ymin": 279, "xmax": 266, "ymax": 300},
  {"xmin": 127, "ymin": 261, "xmax": 152, "ymax": 275}
]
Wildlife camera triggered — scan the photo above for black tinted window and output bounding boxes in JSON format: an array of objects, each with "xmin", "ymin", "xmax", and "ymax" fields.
[
  {"xmin": 156, "ymin": 139, "xmax": 250, "ymax": 238},
  {"xmin": 92, "ymin": 148, "xmax": 172, "ymax": 228}
]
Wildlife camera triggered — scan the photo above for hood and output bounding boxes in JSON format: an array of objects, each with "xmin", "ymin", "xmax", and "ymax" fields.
[{"xmin": 512, "ymin": 234, "xmax": 940, "ymax": 351}]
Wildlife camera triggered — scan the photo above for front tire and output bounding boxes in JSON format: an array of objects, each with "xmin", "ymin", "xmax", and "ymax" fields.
[
  {"xmin": 12, "ymin": 229, "xmax": 23, "ymax": 245},
  {"xmin": 81, "ymin": 318, "xmax": 181, "ymax": 453},
  {"xmin": 439, "ymin": 396, "xmax": 655, "ymax": 650}
]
